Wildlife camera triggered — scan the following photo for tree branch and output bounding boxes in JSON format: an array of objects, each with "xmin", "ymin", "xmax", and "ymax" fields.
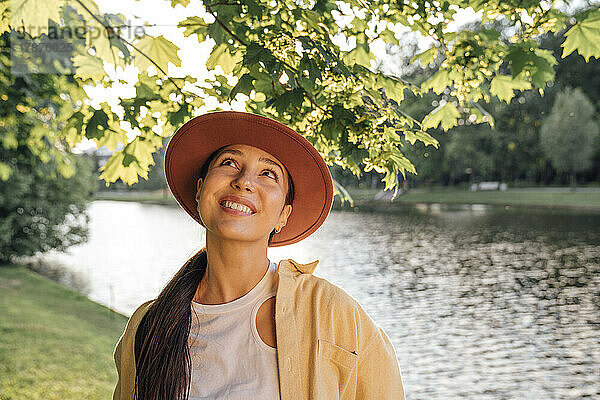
[
  {"xmin": 205, "ymin": 4, "xmax": 248, "ymax": 46},
  {"xmin": 73, "ymin": 0, "xmax": 201, "ymax": 100}
]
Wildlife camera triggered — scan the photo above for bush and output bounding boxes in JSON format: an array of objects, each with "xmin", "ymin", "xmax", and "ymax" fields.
[{"xmin": 0, "ymin": 147, "xmax": 96, "ymax": 264}]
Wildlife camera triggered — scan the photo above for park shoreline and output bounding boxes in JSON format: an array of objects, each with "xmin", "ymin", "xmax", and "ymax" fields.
[{"xmin": 92, "ymin": 187, "xmax": 600, "ymax": 212}]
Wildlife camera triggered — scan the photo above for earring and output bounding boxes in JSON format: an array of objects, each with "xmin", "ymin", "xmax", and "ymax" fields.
[{"xmin": 275, "ymin": 226, "xmax": 282, "ymax": 233}]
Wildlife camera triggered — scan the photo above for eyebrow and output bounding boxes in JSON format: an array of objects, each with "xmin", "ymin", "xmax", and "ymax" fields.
[{"xmin": 216, "ymin": 149, "xmax": 284, "ymax": 175}]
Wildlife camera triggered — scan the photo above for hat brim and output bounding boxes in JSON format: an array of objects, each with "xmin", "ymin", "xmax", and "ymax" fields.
[{"xmin": 164, "ymin": 111, "xmax": 334, "ymax": 247}]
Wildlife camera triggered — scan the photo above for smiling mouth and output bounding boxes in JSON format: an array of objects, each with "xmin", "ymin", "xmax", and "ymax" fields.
[{"xmin": 219, "ymin": 200, "xmax": 256, "ymax": 215}]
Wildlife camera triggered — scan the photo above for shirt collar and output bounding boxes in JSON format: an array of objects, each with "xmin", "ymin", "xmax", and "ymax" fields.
[{"xmin": 278, "ymin": 258, "xmax": 319, "ymax": 274}]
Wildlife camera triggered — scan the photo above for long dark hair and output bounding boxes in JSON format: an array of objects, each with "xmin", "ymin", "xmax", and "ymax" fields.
[{"xmin": 133, "ymin": 145, "xmax": 294, "ymax": 400}]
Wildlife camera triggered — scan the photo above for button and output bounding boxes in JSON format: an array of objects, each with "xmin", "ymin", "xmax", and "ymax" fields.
[
  {"xmin": 286, "ymin": 357, "xmax": 292, "ymax": 372},
  {"xmin": 282, "ymin": 305, "xmax": 287, "ymax": 312}
]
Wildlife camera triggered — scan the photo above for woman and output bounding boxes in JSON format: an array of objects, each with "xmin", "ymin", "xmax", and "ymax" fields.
[{"xmin": 112, "ymin": 111, "xmax": 405, "ymax": 400}]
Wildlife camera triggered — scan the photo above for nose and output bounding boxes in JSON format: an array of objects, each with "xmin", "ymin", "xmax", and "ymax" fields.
[{"xmin": 231, "ymin": 168, "xmax": 255, "ymax": 192}]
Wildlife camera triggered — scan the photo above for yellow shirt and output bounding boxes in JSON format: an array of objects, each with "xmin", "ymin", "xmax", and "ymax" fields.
[{"xmin": 113, "ymin": 258, "xmax": 406, "ymax": 399}]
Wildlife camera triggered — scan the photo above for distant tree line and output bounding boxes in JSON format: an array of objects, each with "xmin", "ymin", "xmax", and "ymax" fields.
[{"xmin": 333, "ymin": 30, "xmax": 600, "ymax": 190}]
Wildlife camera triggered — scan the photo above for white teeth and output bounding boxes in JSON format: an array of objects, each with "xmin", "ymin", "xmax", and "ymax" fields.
[{"xmin": 223, "ymin": 201, "xmax": 253, "ymax": 214}]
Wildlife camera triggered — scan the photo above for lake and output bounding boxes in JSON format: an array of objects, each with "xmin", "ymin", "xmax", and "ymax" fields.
[{"xmin": 28, "ymin": 200, "xmax": 600, "ymax": 399}]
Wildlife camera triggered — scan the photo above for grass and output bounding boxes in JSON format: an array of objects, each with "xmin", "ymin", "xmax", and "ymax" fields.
[
  {"xmin": 92, "ymin": 186, "xmax": 600, "ymax": 210},
  {"xmin": 376, "ymin": 188, "xmax": 600, "ymax": 209},
  {"xmin": 93, "ymin": 190, "xmax": 176, "ymax": 205},
  {"xmin": 0, "ymin": 264, "xmax": 128, "ymax": 400}
]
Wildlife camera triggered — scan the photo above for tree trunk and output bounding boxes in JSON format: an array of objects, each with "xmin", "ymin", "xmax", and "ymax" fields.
[{"xmin": 570, "ymin": 171, "xmax": 576, "ymax": 192}]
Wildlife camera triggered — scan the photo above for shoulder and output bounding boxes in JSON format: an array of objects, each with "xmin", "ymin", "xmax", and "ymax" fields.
[
  {"xmin": 281, "ymin": 259, "xmax": 363, "ymax": 311},
  {"xmin": 130, "ymin": 299, "xmax": 155, "ymax": 321},
  {"xmin": 300, "ymin": 274, "xmax": 360, "ymax": 309},
  {"xmin": 296, "ymin": 274, "xmax": 383, "ymax": 342},
  {"xmin": 121, "ymin": 299, "xmax": 155, "ymax": 339}
]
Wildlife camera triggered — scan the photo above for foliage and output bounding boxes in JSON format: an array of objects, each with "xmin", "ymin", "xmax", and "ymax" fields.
[
  {"xmin": 0, "ymin": 146, "xmax": 95, "ymax": 264},
  {"xmin": 1, "ymin": 0, "xmax": 599, "ymax": 194},
  {"xmin": 539, "ymin": 87, "xmax": 599, "ymax": 179},
  {"xmin": 0, "ymin": 33, "xmax": 96, "ymax": 263},
  {"xmin": 123, "ymin": 137, "xmax": 169, "ymax": 192},
  {"xmin": 395, "ymin": 28, "xmax": 600, "ymax": 187}
]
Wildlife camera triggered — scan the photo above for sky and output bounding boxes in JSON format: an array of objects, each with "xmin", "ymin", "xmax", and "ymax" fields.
[{"xmin": 73, "ymin": 0, "xmax": 596, "ymax": 153}]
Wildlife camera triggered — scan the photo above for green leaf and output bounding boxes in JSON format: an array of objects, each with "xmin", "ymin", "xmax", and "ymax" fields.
[
  {"xmin": 530, "ymin": 49, "xmax": 556, "ymax": 88},
  {"xmin": 245, "ymin": 0, "xmax": 265, "ymax": 18},
  {"xmin": 206, "ymin": 43, "xmax": 242, "ymax": 74},
  {"xmin": 490, "ymin": 75, "xmax": 532, "ymax": 103},
  {"xmin": 167, "ymin": 103, "xmax": 190, "ymax": 126},
  {"xmin": 230, "ymin": 74, "xmax": 255, "ymax": 100},
  {"xmin": 381, "ymin": 168, "xmax": 398, "ymax": 191},
  {"xmin": 134, "ymin": 35, "xmax": 181, "ymax": 74},
  {"xmin": 66, "ymin": 0, "xmax": 101, "ymax": 18},
  {"xmin": 270, "ymin": 88, "xmax": 304, "ymax": 114},
  {"xmin": 64, "ymin": 111, "xmax": 86, "ymax": 148},
  {"xmin": 299, "ymin": 54, "xmax": 322, "ymax": 89},
  {"xmin": 320, "ymin": 118, "xmax": 342, "ymax": 141},
  {"xmin": 124, "ymin": 137, "xmax": 156, "ymax": 169},
  {"xmin": 179, "ymin": 16, "xmax": 209, "ymax": 41},
  {"xmin": 135, "ymin": 81, "xmax": 157, "ymax": 100},
  {"xmin": 422, "ymin": 102, "xmax": 460, "ymax": 132},
  {"xmin": 252, "ymin": 73, "xmax": 276, "ymax": 97},
  {"xmin": 562, "ymin": 9, "xmax": 600, "ymax": 62},
  {"xmin": 506, "ymin": 46, "xmax": 556, "ymax": 88},
  {"xmin": 99, "ymin": 151, "xmax": 144, "ymax": 185},
  {"xmin": 91, "ymin": 30, "xmax": 122, "ymax": 66},
  {"xmin": 478, "ymin": 28, "xmax": 500, "ymax": 43},
  {"xmin": 1, "ymin": 2, "xmax": 9, "ymax": 34},
  {"xmin": 244, "ymin": 42, "xmax": 270, "ymax": 66},
  {"xmin": 299, "ymin": 9, "xmax": 321, "ymax": 29},
  {"xmin": 403, "ymin": 130, "xmax": 439, "ymax": 147},
  {"xmin": 96, "ymin": 121, "xmax": 128, "ymax": 151},
  {"xmin": 505, "ymin": 46, "xmax": 531, "ymax": 77},
  {"xmin": 389, "ymin": 151, "xmax": 417, "ymax": 175},
  {"xmin": 410, "ymin": 46, "xmax": 438, "ymax": 66},
  {"xmin": 421, "ymin": 69, "xmax": 449, "ymax": 95},
  {"xmin": 377, "ymin": 75, "xmax": 405, "ymax": 104},
  {"xmin": 10, "ymin": 0, "xmax": 61, "ymax": 35},
  {"xmin": 343, "ymin": 37, "xmax": 372, "ymax": 69},
  {"xmin": 85, "ymin": 109, "xmax": 109, "ymax": 140},
  {"xmin": 72, "ymin": 53, "xmax": 105, "ymax": 82},
  {"xmin": 171, "ymin": 0, "xmax": 190, "ymax": 6},
  {"xmin": 380, "ymin": 28, "xmax": 399, "ymax": 45}
]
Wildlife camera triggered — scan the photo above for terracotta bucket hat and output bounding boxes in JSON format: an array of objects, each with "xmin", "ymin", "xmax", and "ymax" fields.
[{"xmin": 164, "ymin": 111, "xmax": 334, "ymax": 247}]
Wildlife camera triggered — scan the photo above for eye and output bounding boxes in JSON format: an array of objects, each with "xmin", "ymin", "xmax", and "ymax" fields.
[
  {"xmin": 220, "ymin": 157, "xmax": 279, "ymax": 181},
  {"xmin": 220, "ymin": 158, "xmax": 237, "ymax": 167},
  {"xmin": 263, "ymin": 169, "xmax": 279, "ymax": 181}
]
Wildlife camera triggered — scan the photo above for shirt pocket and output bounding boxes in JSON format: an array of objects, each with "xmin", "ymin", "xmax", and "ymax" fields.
[{"xmin": 316, "ymin": 338, "xmax": 358, "ymax": 399}]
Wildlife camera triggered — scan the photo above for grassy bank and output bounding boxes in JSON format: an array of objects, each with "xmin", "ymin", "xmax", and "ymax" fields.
[
  {"xmin": 92, "ymin": 186, "xmax": 600, "ymax": 210},
  {"xmin": 341, "ymin": 187, "xmax": 600, "ymax": 210},
  {"xmin": 0, "ymin": 264, "xmax": 127, "ymax": 400}
]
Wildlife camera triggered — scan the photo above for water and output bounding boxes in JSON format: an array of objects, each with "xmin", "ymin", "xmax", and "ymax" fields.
[{"xmin": 26, "ymin": 200, "xmax": 600, "ymax": 399}]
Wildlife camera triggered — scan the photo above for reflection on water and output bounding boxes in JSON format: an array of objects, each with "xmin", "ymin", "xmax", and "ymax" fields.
[
  {"xmin": 30, "ymin": 201, "xmax": 600, "ymax": 399},
  {"xmin": 308, "ymin": 204, "xmax": 600, "ymax": 399}
]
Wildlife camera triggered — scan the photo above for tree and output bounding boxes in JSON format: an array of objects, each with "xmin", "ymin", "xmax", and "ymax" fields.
[
  {"xmin": 540, "ymin": 87, "xmax": 599, "ymax": 190},
  {"xmin": 1, "ymin": 0, "xmax": 599, "ymax": 196},
  {"xmin": 0, "ymin": 147, "xmax": 95, "ymax": 264},
  {"xmin": 0, "ymin": 32, "xmax": 96, "ymax": 264},
  {"xmin": 393, "ymin": 25, "xmax": 600, "ymax": 187}
]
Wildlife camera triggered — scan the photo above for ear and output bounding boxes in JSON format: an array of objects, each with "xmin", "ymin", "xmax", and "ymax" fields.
[
  {"xmin": 278, "ymin": 204, "xmax": 292, "ymax": 228},
  {"xmin": 195, "ymin": 177, "xmax": 203, "ymax": 202}
]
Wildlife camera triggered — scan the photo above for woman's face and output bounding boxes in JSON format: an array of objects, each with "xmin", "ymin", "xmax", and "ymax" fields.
[{"xmin": 195, "ymin": 144, "xmax": 292, "ymax": 245}]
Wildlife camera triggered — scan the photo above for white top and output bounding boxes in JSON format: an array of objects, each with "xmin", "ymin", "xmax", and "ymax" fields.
[{"xmin": 187, "ymin": 260, "xmax": 280, "ymax": 400}]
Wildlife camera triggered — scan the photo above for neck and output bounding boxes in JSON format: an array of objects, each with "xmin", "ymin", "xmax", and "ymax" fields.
[{"xmin": 193, "ymin": 235, "xmax": 272, "ymax": 305}]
